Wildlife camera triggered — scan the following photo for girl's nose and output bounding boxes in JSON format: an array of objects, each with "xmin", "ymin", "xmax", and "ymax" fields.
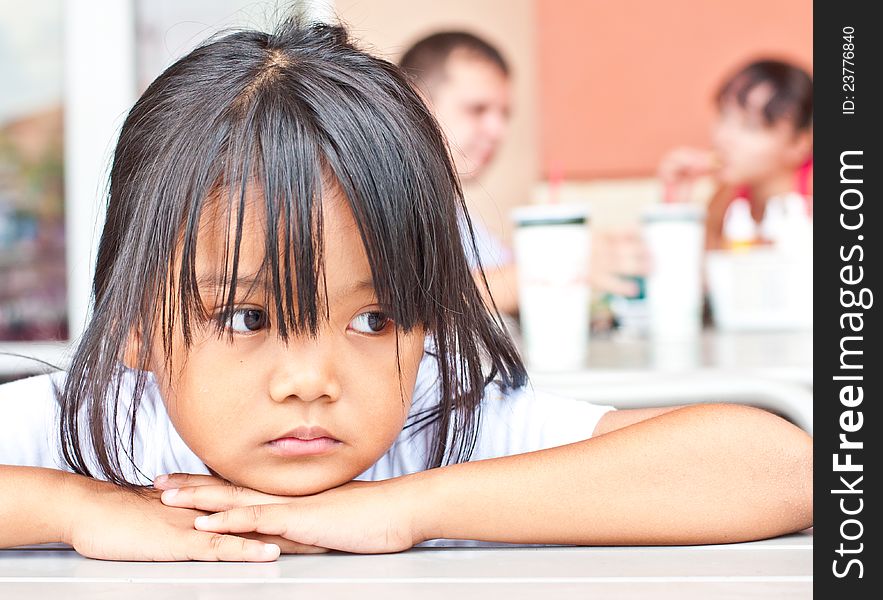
[{"xmin": 267, "ymin": 338, "xmax": 341, "ymax": 404}]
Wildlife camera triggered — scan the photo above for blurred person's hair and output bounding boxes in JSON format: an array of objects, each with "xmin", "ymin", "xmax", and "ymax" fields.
[
  {"xmin": 398, "ymin": 31, "xmax": 509, "ymax": 92},
  {"xmin": 716, "ymin": 59, "xmax": 813, "ymax": 131}
]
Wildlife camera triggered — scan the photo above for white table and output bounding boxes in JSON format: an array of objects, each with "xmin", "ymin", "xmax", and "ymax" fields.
[
  {"xmin": 0, "ymin": 531, "xmax": 812, "ymax": 599},
  {"xmin": 526, "ymin": 330, "xmax": 814, "ymax": 434}
]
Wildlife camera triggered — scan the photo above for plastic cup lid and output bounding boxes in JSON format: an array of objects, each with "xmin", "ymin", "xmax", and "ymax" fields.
[{"xmin": 512, "ymin": 203, "xmax": 591, "ymax": 226}]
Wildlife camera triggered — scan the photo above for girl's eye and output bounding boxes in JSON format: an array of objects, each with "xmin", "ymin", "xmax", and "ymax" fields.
[
  {"xmin": 224, "ymin": 308, "xmax": 268, "ymax": 333},
  {"xmin": 349, "ymin": 311, "xmax": 392, "ymax": 335}
]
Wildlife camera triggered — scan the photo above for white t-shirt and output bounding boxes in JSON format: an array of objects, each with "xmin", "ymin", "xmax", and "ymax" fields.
[{"xmin": 0, "ymin": 353, "xmax": 614, "ymax": 546}]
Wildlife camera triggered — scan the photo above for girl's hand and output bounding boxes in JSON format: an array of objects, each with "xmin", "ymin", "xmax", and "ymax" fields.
[
  {"xmin": 63, "ymin": 476, "xmax": 282, "ymax": 561},
  {"xmin": 158, "ymin": 474, "xmax": 424, "ymax": 554}
]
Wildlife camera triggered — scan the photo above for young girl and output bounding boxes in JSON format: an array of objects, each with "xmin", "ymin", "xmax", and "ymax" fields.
[
  {"xmin": 0, "ymin": 20, "xmax": 811, "ymax": 562},
  {"xmin": 658, "ymin": 59, "xmax": 813, "ymax": 250}
]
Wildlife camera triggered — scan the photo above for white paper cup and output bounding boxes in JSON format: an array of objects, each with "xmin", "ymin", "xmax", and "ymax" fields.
[
  {"xmin": 642, "ymin": 204, "xmax": 705, "ymax": 340},
  {"xmin": 512, "ymin": 204, "xmax": 591, "ymax": 371}
]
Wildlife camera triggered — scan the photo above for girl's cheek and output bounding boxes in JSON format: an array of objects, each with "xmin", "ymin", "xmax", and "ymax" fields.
[{"xmin": 747, "ymin": 139, "xmax": 782, "ymax": 171}]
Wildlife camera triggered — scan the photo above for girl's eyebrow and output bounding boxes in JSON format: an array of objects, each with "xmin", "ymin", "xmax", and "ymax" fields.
[
  {"xmin": 334, "ymin": 277, "xmax": 376, "ymax": 298},
  {"xmin": 195, "ymin": 272, "xmax": 265, "ymax": 294},
  {"xmin": 195, "ymin": 273, "xmax": 375, "ymax": 298}
]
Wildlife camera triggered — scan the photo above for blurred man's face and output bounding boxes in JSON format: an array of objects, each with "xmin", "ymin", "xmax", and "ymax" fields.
[{"xmin": 429, "ymin": 50, "xmax": 511, "ymax": 181}]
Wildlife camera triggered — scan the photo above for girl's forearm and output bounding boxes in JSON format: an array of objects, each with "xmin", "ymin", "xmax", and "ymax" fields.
[
  {"xmin": 0, "ymin": 466, "xmax": 77, "ymax": 548},
  {"xmin": 408, "ymin": 404, "xmax": 813, "ymax": 545}
]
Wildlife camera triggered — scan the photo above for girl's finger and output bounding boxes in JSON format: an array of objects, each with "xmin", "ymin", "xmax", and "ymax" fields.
[
  {"xmin": 154, "ymin": 473, "xmax": 228, "ymax": 490},
  {"xmin": 195, "ymin": 504, "xmax": 291, "ymax": 537},
  {"xmin": 241, "ymin": 533, "xmax": 330, "ymax": 555},
  {"xmin": 186, "ymin": 531, "xmax": 280, "ymax": 562},
  {"xmin": 162, "ymin": 484, "xmax": 280, "ymax": 511}
]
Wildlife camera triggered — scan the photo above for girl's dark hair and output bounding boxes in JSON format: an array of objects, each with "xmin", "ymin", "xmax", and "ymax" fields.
[
  {"xmin": 716, "ymin": 59, "xmax": 813, "ymax": 131},
  {"xmin": 60, "ymin": 19, "xmax": 526, "ymax": 487}
]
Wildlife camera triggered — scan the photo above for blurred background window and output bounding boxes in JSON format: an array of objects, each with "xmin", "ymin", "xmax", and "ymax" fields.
[{"xmin": 0, "ymin": 1, "xmax": 67, "ymax": 342}]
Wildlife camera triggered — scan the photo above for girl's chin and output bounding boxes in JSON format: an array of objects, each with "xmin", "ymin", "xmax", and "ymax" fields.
[
  {"xmin": 245, "ymin": 473, "xmax": 354, "ymax": 497},
  {"xmin": 284, "ymin": 483, "xmax": 339, "ymax": 496}
]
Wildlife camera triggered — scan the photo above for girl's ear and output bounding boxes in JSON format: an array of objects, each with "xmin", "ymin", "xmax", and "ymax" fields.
[{"xmin": 121, "ymin": 328, "xmax": 143, "ymax": 370}]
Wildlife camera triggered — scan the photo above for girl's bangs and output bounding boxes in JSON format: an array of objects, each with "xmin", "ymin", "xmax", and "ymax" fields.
[{"xmin": 172, "ymin": 107, "xmax": 429, "ymax": 349}]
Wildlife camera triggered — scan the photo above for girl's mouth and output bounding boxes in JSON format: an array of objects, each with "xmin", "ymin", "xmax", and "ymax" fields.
[
  {"xmin": 266, "ymin": 436, "xmax": 342, "ymax": 457},
  {"xmin": 266, "ymin": 425, "xmax": 342, "ymax": 456}
]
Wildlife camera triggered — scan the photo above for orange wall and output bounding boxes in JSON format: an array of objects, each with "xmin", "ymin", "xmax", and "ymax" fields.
[{"xmin": 536, "ymin": 0, "xmax": 812, "ymax": 179}]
